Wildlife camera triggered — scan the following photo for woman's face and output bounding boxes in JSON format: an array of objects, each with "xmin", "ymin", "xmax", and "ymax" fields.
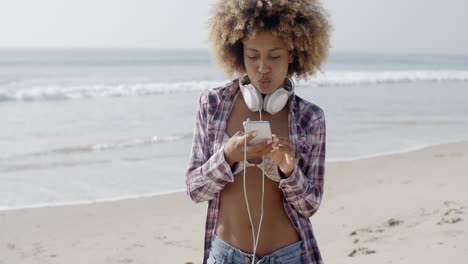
[{"xmin": 242, "ymin": 31, "xmax": 291, "ymax": 95}]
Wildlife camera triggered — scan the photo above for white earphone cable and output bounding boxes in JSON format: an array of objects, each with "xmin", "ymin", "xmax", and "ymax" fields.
[
  {"xmin": 243, "ymin": 135, "xmax": 256, "ymax": 256},
  {"xmin": 242, "ymin": 111, "xmax": 265, "ymax": 264}
]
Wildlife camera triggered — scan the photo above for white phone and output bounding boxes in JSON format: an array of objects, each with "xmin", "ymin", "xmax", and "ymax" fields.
[{"xmin": 243, "ymin": 120, "xmax": 272, "ymax": 145}]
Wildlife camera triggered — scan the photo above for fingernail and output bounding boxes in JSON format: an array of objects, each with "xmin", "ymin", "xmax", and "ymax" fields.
[
  {"xmin": 267, "ymin": 140, "xmax": 272, "ymax": 144},
  {"xmin": 252, "ymin": 132, "xmax": 257, "ymax": 137},
  {"xmin": 273, "ymin": 138, "xmax": 279, "ymax": 142}
]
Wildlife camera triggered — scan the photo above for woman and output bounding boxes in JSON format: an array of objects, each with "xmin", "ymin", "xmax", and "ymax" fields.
[{"xmin": 186, "ymin": 1, "xmax": 330, "ymax": 263}]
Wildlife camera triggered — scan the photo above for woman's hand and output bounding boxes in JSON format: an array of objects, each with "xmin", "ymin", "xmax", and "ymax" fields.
[
  {"xmin": 223, "ymin": 131, "xmax": 272, "ymax": 166},
  {"xmin": 268, "ymin": 134, "xmax": 296, "ymax": 177}
]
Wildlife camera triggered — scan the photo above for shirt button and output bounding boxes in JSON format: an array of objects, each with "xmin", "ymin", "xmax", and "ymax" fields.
[{"xmin": 244, "ymin": 256, "xmax": 251, "ymax": 263}]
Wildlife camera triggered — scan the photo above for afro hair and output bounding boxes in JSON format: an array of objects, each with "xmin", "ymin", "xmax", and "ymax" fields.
[{"xmin": 208, "ymin": 0, "xmax": 332, "ymax": 79}]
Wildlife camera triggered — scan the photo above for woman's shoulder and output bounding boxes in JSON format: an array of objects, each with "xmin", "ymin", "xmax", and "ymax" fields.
[
  {"xmin": 198, "ymin": 80, "xmax": 238, "ymax": 106},
  {"xmin": 292, "ymin": 94, "xmax": 325, "ymax": 128}
]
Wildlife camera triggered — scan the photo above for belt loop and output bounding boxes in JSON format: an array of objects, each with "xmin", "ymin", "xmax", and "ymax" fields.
[
  {"xmin": 227, "ymin": 247, "xmax": 234, "ymax": 263},
  {"xmin": 269, "ymin": 255, "xmax": 276, "ymax": 264}
]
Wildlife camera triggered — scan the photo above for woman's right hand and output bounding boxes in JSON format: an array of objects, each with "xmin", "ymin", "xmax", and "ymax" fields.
[{"xmin": 223, "ymin": 131, "xmax": 272, "ymax": 166}]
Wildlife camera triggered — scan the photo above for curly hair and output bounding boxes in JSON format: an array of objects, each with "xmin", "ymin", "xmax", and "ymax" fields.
[{"xmin": 208, "ymin": 0, "xmax": 331, "ymax": 79}]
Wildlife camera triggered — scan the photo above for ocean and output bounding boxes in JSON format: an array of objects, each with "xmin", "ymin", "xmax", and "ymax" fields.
[{"xmin": 1, "ymin": 48, "xmax": 467, "ymax": 210}]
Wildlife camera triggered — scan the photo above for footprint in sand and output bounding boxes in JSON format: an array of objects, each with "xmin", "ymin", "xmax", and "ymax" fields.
[
  {"xmin": 348, "ymin": 228, "xmax": 379, "ymax": 256},
  {"xmin": 348, "ymin": 247, "xmax": 376, "ymax": 257},
  {"xmin": 32, "ymin": 242, "xmax": 45, "ymax": 257},
  {"xmin": 386, "ymin": 218, "xmax": 404, "ymax": 227},
  {"xmin": 349, "ymin": 217, "xmax": 403, "ymax": 237},
  {"xmin": 154, "ymin": 234, "xmax": 167, "ymax": 240},
  {"xmin": 419, "ymin": 207, "xmax": 440, "ymax": 217},
  {"xmin": 348, "ymin": 218, "xmax": 404, "ymax": 257},
  {"xmin": 349, "ymin": 226, "xmax": 384, "ymax": 245},
  {"xmin": 437, "ymin": 201, "xmax": 465, "ymax": 225},
  {"xmin": 6, "ymin": 243, "xmax": 16, "ymax": 250},
  {"xmin": 349, "ymin": 227, "xmax": 384, "ymax": 236}
]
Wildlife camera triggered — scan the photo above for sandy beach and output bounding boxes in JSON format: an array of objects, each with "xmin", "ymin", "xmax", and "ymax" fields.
[{"xmin": 1, "ymin": 141, "xmax": 467, "ymax": 264}]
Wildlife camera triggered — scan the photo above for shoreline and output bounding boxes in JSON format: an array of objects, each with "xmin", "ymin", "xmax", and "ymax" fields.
[
  {"xmin": 2, "ymin": 139, "xmax": 468, "ymax": 212},
  {"xmin": 327, "ymin": 138, "xmax": 468, "ymax": 162},
  {"xmin": 1, "ymin": 140, "xmax": 467, "ymax": 263}
]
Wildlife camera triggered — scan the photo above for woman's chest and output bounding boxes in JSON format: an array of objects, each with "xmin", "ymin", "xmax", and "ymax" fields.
[{"xmin": 224, "ymin": 96, "xmax": 290, "ymax": 139}]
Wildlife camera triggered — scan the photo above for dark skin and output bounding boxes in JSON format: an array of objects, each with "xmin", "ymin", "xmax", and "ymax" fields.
[
  {"xmin": 216, "ymin": 92, "xmax": 300, "ymax": 257},
  {"xmin": 216, "ymin": 30, "xmax": 300, "ymax": 257}
]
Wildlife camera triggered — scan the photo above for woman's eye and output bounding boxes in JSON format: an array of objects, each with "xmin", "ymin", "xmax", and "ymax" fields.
[{"xmin": 246, "ymin": 55, "xmax": 280, "ymax": 60}]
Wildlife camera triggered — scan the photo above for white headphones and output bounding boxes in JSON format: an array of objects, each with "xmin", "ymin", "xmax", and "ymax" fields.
[{"xmin": 239, "ymin": 74, "xmax": 294, "ymax": 115}]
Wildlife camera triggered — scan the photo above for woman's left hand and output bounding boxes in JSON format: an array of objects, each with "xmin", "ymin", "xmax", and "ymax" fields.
[{"xmin": 268, "ymin": 134, "xmax": 297, "ymax": 177}]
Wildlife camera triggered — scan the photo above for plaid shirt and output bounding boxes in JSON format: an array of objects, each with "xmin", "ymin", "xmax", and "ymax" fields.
[{"xmin": 185, "ymin": 80, "xmax": 326, "ymax": 264}]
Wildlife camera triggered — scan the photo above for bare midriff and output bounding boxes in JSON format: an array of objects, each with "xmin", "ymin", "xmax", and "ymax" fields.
[{"xmin": 215, "ymin": 93, "xmax": 300, "ymax": 257}]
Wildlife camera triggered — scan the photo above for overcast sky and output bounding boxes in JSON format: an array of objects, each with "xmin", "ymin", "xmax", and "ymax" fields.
[{"xmin": 0, "ymin": 0, "xmax": 467, "ymax": 55}]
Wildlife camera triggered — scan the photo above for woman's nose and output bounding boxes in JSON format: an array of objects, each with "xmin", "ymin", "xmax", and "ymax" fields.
[{"xmin": 258, "ymin": 60, "xmax": 270, "ymax": 73}]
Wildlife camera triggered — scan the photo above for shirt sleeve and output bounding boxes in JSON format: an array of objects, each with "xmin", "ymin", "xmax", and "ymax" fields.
[
  {"xmin": 278, "ymin": 115, "xmax": 326, "ymax": 218},
  {"xmin": 185, "ymin": 92, "xmax": 235, "ymax": 203}
]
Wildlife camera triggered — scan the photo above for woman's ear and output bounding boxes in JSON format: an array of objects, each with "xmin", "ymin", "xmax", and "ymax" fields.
[{"xmin": 289, "ymin": 54, "xmax": 294, "ymax": 64}]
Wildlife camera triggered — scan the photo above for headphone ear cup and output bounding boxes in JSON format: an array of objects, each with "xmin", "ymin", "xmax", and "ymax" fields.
[
  {"xmin": 263, "ymin": 88, "xmax": 289, "ymax": 114},
  {"xmin": 263, "ymin": 93, "xmax": 272, "ymax": 114},
  {"xmin": 243, "ymin": 84, "xmax": 263, "ymax": 112}
]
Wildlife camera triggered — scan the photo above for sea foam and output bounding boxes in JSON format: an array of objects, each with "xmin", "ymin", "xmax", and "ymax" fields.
[{"xmin": 1, "ymin": 70, "xmax": 467, "ymax": 102}]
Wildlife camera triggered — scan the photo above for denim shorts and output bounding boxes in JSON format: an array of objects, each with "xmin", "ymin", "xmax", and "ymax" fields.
[{"xmin": 207, "ymin": 234, "xmax": 303, "ymax": 264}]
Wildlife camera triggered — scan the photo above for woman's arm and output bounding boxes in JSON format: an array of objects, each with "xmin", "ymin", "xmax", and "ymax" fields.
[
  {"xmin": 185, "ymin": 92, "xmax": 234, "ymax": 203},
  {"xmin": 278, "ymin": 116, "xmax": 326, "ymax": 218}
]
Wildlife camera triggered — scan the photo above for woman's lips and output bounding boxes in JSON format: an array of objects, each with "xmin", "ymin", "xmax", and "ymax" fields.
[{"xmin": 258, "ymin": 79, "xmax": 271, "ymax": 88}]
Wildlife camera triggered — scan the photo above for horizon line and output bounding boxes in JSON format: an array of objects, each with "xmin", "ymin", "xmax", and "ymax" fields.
[{"xmin": 0, "ymin": 47, "xmax": 467, "ymax": 58}]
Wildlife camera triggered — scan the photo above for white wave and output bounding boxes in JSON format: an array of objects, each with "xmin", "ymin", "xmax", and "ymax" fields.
[
  {"xmin": 0, "ymin": 80, "xmax": 226, "ymax": 102},
  {"xmin": 1, "ymin": 134, "xmax": 193, "ymax": 161},
  {"xmin": 1, "ymin": 70, "xmax": 467, "ymax": 102},
  {"xmin": 89, "ymin": 134, "xmax": 190, "ymax": 151},
  {"xmin": 301, "ymin": 70, "xmax": 468, "ymax": 87}
]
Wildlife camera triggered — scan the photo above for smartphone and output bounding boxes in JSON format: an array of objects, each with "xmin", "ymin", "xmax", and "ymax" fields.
[{"xmin": 243, "ymin": 120, "xmax": 272, "ymax": 145}]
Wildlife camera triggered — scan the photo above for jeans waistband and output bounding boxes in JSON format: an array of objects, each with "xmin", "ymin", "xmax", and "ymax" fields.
[{"xmin": 211, "ymin": 234, "xmax": 302, "ymax": 263}]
